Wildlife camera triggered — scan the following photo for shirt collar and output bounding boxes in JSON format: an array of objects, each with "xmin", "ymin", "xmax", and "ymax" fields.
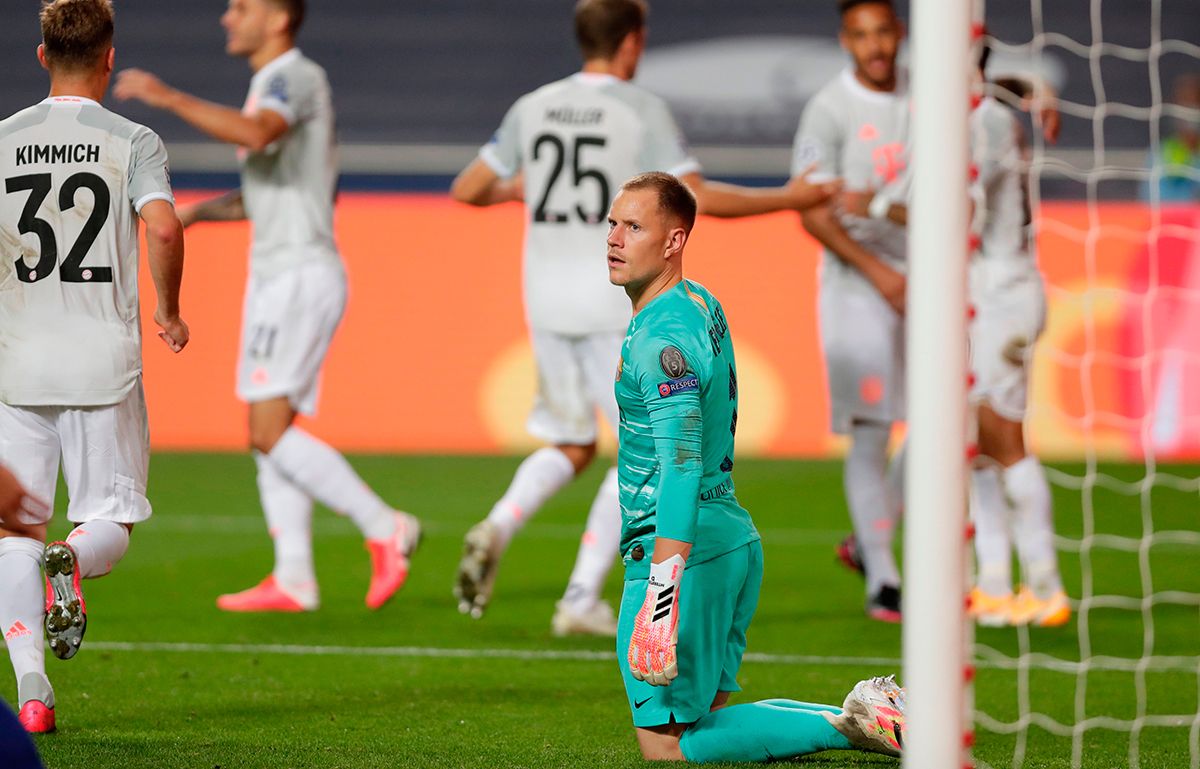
[
  {"xmin": 40, "ymin": 95, "xmax": 101, "ymax": 107},
  {"xmin": 571, "ymin": 72, "xmax": 621, "ymax": 87},
  {"xmin": 840, "ymin": 67, "xmax": 906, "ymax": 104}
]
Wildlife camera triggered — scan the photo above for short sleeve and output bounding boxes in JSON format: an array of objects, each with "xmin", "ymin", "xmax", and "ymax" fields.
[
  {"xmin": 792, "ymin": 95, "xmax": 843, "ymax": 183},
  {"xmin": 128, "ymin": 128, "xmax": 174, "ymax": 213},
  {"xmin": 478, "ymin": 100, "xmax": 523, "ymax": 179},
  {"xmin": 254, "ymin": 63, "xmax": 319, "ymax": 127},
  {"xmin": 639, "ymin": 98, "xmax": 702, "ymax": 178}
]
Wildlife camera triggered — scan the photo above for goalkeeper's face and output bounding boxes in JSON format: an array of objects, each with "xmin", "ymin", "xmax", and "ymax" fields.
[
  {"xmin": 840, "ymin": 2, "xmax": 902, "ymax": 91},
  {"xmin": 605, "ymin": 189, "xmax": 687, "ymax": 292}
]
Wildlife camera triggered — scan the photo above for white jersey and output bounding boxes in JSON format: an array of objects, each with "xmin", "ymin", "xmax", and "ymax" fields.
[
  {"xmin": 240, "ymin": 48, "xmax": 339, "ymax": 278},
  {"xmin": 792, "ymin": 69, "xmax": 910, "ymax": 274},
  {"xmin": 480, "ymin": 73, "xmax": 700, "ymax": 335},
  {"xmin": 969, "ymin": 97, "xmax": 1035, "ymax": 278},
  {"xmin": 0, "ymin": 96, "xmax": 174, "ymax": 407}
]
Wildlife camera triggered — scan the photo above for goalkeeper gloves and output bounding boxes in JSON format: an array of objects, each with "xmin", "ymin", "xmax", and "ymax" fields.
[{"xmin": 628, "ymin": 553, "xmax": 684, "ymax": 686}]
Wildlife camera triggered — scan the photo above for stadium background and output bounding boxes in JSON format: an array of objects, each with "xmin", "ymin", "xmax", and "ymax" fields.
[{"xmin": 1, "ymin": 0, "xmax": 1195, "ymax": 459}]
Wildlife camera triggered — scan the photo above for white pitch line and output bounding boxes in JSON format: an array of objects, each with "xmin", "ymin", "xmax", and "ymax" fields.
[{"xmin": 87, "ymin": 640, "xmax": 900, "ymax": 668}]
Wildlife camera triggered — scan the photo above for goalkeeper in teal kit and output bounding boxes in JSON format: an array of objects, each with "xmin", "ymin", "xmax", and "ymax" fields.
[{"xmin": 606, "ymin": 172, "xmax": 906, "ymax": 762}]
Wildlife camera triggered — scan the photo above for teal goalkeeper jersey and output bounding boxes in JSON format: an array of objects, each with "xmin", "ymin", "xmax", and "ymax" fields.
[{"xmin": 615, "ymin": 279, "xmax": 760, "ymax": 580}]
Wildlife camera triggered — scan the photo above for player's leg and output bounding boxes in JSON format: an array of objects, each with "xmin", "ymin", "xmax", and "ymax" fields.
[
  {"xmin": 972, "ymin": 274, "xmax": 1066, "ymax": 626},
  {"xmin": 979, "ymin": 405, "xmax": 1068, "ymax": 626},
  {"xmin": 553, "ymin": 332, "xmax": 624, "ymax": 636},
  {"xmin": 845, "ymin": 418, "xmax": 902, "ymax": 620},
  {"xmin": 0, "ymin": 404, "xmax": 58, "ymax": 733},
  {"xmin": 457, "ymin": 331, "xmax": 593, "ymax": 618},
  {"xmin": 637, "ymin": 543, "xmax": 881, "ymax": 762},
  {"xmin": 969, "ymin": 451, "xmax": 1015, "ymax": 625},
  {"xmin": 51, "ymin": 385, "xmax": 154, "ymax": 661},
  {"xmin": 820, "ymin": 276, "xmax": 904, "ymax": 620},
  {"xmin": 232, "ymin": 263, "xmax": 418, "ymax": 610}
]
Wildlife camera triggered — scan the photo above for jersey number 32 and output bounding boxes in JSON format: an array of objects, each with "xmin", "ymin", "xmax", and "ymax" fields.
[{"xmin": 5, "ymin": 172, "xmax": 113, "ymax": 284}]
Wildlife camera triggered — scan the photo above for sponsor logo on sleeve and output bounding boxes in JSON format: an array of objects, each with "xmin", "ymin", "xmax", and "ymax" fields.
[
  {"xmin": 268, "ymin": 75, "xmax": 289, "ymax": 104},
  {"xmin": 793, "ymin": 136, "xmax": 823, "ymax": 169},
  {"xmin": 657, "ymin": 375, "xmax": 699, "ymax": 398}
]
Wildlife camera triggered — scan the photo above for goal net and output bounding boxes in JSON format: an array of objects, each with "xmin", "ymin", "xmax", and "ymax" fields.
[{"xmin": 966, "ymin": 1, "xmax": 1200, "ymax": 767}]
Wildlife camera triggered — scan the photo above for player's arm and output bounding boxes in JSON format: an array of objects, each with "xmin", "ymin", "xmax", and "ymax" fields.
[
  {"xmin": 627, "ymin": 343, "xmax": 705, "ymax": 687},
  {"xmin": 178, "ymin": 190, "xmax": 246, "ymax": 228},
  {"xmin": 837, "ymin": 189, "xmax": 908, "ymax": 226},
  {"xmin": 801, "ymin": 204, "xmax": 906, "ymax": 314},
  {"xmin": 114, "ymin": 70, "xmax": 289, "ymax": 152},
  {"xmin": 680, "ymin": 170, "xmax": 838, "ymax": 218},
  {"xmin": 449, "ymin": 158, "xmax": 523, "ymax": 207},
  {"xmin": 140, "ymin": 199, "xmax": 189, "ymax": 353},
  {"xmin": 792, "ymin": 97, "xmax": 906, "ymax": 312}
]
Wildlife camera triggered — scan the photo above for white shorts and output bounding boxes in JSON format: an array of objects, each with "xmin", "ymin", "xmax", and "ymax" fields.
[
  {"xmin": 237, "ymin": 260, "xmax": 347, "ymax": 416},
  {"xmin": 969, "ymin": 260, "xmax": 1046, "ymax": 422},
  {"xmin": 818, "ymin": 262, "xmax": 906, "ymax": 434},
  {"xmin": 0, "ymin": 383, "xmax": 150, "ymax": 527},
  {"xmin": 526, "ymin": 329, "xmax": 624, "ymax": 446}
]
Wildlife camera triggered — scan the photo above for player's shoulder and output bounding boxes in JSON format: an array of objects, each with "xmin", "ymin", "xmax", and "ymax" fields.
[
  {"xmin": 257, "ymin": 48, "xmax": 327, "ymax": 91},
  {"xmin": 0, "ymin": 103, "xmax": 50, "ymax": 141},
  {"xmin": 287, "ymin": 50, "xmax": 329, "ymax": 82},
  {"xmin": 973, "ymin": 97, "xmax": 1022, "ymax": 144},
  {"xmin": 636, "ymin": 282, "xmax": 719, "ymax": 348},
  {"xmin": 976, "ymin": 97, "xmax": 1019, "ymax": 129},
  {"xmin": 522, "ymin": 74, "xmax": 669, "ymax": 114},
  {"xmin": 806, "ymin": 71, "xmax": 855, "ymax": 112}
]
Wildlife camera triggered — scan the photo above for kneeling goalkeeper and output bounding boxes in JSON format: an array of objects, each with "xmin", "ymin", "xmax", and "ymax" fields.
[{"xmin": 606, "ymin": 172, "xmax": 906, "ymax": 762}]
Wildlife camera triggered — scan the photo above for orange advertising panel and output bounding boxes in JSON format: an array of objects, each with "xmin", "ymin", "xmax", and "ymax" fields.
[{"xmin": 140, "ymin": 195, "xmax": 1198, "ymax": 459}]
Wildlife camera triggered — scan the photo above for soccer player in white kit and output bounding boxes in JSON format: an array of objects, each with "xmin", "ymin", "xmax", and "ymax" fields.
[
  {"xmin": 964, "ymin": 50, "xmax": 1069, "ymax": 628},
  {"xmin": 114, "ymin": 0, "xmax": 420, "ymax": 613},
  {"xmin": 0, "ymin": 0, "xmax": 189, "ymax": 733},
  {"xmin": 451, "ymin": 0, "xmax": 833, "ymax": 634},
  {"xmin": 836, "ymin": 51, "xmax": 1070, "ymax": 628},
  {"xmin": 793, "ymin": 0, "xmax": 909, "ymax": 622}
]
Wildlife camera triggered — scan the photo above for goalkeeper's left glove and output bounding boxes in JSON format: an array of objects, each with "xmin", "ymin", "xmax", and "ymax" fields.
[{"xmin": 628, "ymin": 554, "xmax": 685, "ymax": 686}]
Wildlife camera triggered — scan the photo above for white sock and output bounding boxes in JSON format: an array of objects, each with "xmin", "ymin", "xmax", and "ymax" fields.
[
  {"xmin": 486, "ymin": 447, "xmax": 576, "ymax": 550},
  {"xmin": 65, "ymin": 520, "xmax": 130, "ymax": 578},
  {"xmin": 561, "ymin": 467, "xmax": 620, "ymax": 612},
  {"xmin": 971, "ymin": 466, "xmax": 1013, "ymax": 596},
  {"xmin": 844, "ymin": 421, "xmax": 901, "ymax": 595},
  {"xmin": 268, "ymin": 427, "xmax": 396, "ymax": 541},
  {"xmin": 255, "ymin": 452, "xmax": 316, "ymax": 592},
  {"xmin": 1005, "ymin": 456, "xmax": 1063, "ymax": 598},
  {"xmin": 0, "ymin": 537, "xmax": 48, "ymax": 705}
]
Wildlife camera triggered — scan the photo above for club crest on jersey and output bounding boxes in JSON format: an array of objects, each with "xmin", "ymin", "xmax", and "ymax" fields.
[
  {"xmin": 659, "ymin": 346, "xmax": 688, "ymax": 379},
  {"xmin": 657, "ymin": 375, "xmax": 699, "ymax": 398}
]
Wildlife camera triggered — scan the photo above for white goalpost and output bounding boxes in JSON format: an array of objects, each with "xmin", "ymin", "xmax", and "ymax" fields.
[{"xmin": 902, "ymin": 0, "xmax": 973, "ymax": 767}]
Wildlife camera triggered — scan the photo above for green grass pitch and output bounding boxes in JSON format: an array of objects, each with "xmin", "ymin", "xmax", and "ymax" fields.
[{"xmin": 9, "ymin": 454, "xmax": 1197, "ymax": 768}]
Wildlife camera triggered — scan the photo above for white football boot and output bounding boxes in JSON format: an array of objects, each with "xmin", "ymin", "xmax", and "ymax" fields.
[
  {"xmin": 823, "ymin": 675, "xmax": 907, "ymax": 757},
  {"xmin": 551, "ymin": 599, "xmax": 619, "ymax": 637}
]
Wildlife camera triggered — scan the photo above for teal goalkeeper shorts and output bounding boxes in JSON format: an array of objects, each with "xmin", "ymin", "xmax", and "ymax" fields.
[{"xmin": 617, "ymin": 540, "xmax": 764, "ymax": 728}]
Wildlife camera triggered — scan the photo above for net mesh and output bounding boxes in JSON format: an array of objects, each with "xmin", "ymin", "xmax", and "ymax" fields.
[{"xmin": 971, "ymin": 1, "xmax": 1200, "ymax": 767}]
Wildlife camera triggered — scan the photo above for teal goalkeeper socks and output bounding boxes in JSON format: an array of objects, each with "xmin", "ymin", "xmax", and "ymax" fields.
[{"xmin": 678, "ymin": 700, "xmax": 854, "ymax": 763}]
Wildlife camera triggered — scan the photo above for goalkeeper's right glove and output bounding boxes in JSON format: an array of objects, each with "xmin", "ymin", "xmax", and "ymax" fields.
[{"xmin": 628, "ymin": 554, "xmax": 684, "ymax": 686}]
